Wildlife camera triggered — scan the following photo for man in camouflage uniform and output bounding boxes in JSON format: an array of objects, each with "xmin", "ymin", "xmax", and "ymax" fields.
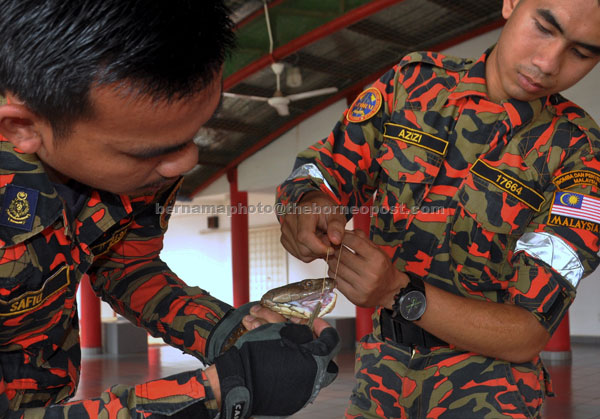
[
  {"xmin": 277, "ymin": 0, "xmax": 600, "ymax": 417},
  {"xmin": 0, "ymin": 1, "xmax": 340, "ymax": 418}
]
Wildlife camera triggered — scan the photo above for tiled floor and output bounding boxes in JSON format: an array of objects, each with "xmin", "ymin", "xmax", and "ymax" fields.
[{"xmin": 74, "ymin": 343, "xmax": 600, "ymax": 418}]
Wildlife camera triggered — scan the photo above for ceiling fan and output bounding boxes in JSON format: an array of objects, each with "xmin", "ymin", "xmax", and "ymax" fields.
[
  {"xmin": 222, "ymin": 1, "xmax": 338, "ymax": 116},
  {"xmin": 223, "ymin": 63, "xmax": 338, "ymax": 116}
]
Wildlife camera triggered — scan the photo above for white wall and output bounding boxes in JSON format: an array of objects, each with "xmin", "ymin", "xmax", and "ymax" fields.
[{"xmin": 158, "ymin": 26, "xmax": 600, "ymax": 336}]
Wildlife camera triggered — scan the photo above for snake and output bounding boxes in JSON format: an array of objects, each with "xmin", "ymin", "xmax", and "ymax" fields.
[
  {"xmin": 222, "ymin": 278, "xmax": 337, "ymax": 352},
  {"xmin": 260, "ymin": 277, "xmax": 337, "ymax": 322}
]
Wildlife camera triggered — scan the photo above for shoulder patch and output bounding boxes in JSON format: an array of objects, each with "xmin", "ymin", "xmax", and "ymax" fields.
[
  {"xmin": 548, "ymin": 191, "xmax": 600, "ymax": 233},
  {"xmin": 553, "ymin": 170, "xmax": 600, "ymax": 190},
  {"xmin": 0, "ymin": 184, "xmax": 39, "ymax": 231},
  {"xmin": 346, "ymin": 87, "xmax": 382, "ymax": 123}
]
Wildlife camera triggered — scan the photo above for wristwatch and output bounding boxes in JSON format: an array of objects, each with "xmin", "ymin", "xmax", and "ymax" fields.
[{"xmin": 392, "ymin": 273, "xmax": 427, "ymax": 322}]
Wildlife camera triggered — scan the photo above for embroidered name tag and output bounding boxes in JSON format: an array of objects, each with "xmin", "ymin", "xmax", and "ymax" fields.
[
  {"xmin": 383, "ymin": 123, "xmax": 449, "ymax": 156},
  {"xmin": 553, "ymin": 170, "xmax": 600, "ymax": 190},
  {"xmin": 0, "ymin": 184, "xmax": 39, "ymax": 231},
  {"xmin": 0, "ymin": 265, "xmax": 70, "ymax": 316},
  {"xmin": 470, "ymin": 160, "xmax": 545, "ymax": 211},
  {"xmin": 547, "ymin": 191, "xmax": 600, "ymax": 233},
  {"xmin": 91, "ymin": 221, "xmax": 132, "ymax": 257},
  {"xmin": 346, "ymin": 87, "xmax": 382, "ymax": 123}
]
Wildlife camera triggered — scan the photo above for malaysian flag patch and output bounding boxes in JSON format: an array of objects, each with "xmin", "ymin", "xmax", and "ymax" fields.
[{"xmin": 548, "ymin": 191, "xmax": 600, "ymax": 233}]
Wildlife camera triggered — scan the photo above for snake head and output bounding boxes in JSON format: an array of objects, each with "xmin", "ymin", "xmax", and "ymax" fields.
[{"xmin": 260, "ymin": 278, "xmax": 337, "ymax": 320}]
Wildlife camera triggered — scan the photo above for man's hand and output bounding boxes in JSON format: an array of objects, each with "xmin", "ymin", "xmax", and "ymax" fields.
[
  {"xmin": 213, "ymin": 320, "xmax": 340, "ymax": 418},
  {"xmin": 242, "ymin": 303, "xmax": 287, "ymax": 331},
  {"xmin": 280, "ymin": 191, "xmax": 347, "ymax": 262},
  {"xmin": 329, "ymin": 229, "xmax": 408, "ymax": 308}
]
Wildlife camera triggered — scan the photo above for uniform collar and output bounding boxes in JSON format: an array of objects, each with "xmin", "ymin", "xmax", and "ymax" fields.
[
  {"xmin": 447, "ymin": 48, "xmax": 491, "ymax": 101},
  {"xmin": 448, "ymin": 45, "xmax": 552, "ymax": 134}
]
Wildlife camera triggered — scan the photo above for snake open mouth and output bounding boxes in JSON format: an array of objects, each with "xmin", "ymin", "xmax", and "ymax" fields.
[
  {"xmin": 260, "ymin": 278, "xmax": 338, "ymax": 319},
  {"xmin": 277, "ymin": 290, "xmax": 337, "ymax": 319}
]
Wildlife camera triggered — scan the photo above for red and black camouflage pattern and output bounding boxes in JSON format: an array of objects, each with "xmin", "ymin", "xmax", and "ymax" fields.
[
  {"xmin": 0, "ymin": 131, "xmax": 230, "ymax": 417},
  {"xmin": 277, "ymin": 48, "xmax": 600, "ymax": 418}
]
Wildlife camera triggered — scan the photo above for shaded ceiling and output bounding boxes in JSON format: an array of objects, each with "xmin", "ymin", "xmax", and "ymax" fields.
[{"xmin": 180, "ymin": 0, "xmax": 504, "ymax": 199}]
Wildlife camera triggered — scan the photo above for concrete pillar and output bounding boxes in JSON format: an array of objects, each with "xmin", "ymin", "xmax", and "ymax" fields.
[
  {"xmin": 80, "ymin": 274, "xmax": 102, "ymax": 355},
  {"xmin": 227, "ymin": 167, "xmax": 250, "ymax": 307},
  {"xmin": 541, "ymin": 312, "xmax": 572, "ymax": 361},
  {"xmin": 353, "ymin": 209, "xmax": 375, "ymax": 341}
]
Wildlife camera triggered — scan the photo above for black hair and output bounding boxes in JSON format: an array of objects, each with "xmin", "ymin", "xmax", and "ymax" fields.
[{"xmin": 0, "ymin": 0, "xmax": 235, "ymax": 138}]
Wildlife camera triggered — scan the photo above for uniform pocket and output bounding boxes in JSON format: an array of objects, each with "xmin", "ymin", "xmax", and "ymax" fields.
[
  {"xmin": 450, "ymin": 164, "xmax": 537, "ymax": 294},
  {"xmin": 0, "ymin": 264, "xmax": 73, "ymax": 349},
  {"xmin": 504, "ymin": 361, "xmax": 545, "ymax": 419},
  {"xmin": 375, "ymin": 128, "xmax": 444, "ymax": 234},
  {"xmin": 459, "ymin": 160, "xmax": 540, "ymax": 235}
]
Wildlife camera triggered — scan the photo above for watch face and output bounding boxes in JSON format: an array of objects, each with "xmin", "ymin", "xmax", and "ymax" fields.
[{"xmin": 399, "ymin": 290, "xmax": 427, "ymax": 321}]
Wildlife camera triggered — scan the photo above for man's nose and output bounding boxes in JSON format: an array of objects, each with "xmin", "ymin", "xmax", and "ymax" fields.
[
  {"xmin": 531, "ymin": 40, "xmax": 562, "ymax": 77},
  {"xmin": 155, "ymin": 142, "xmax": 198, "ymax": 179}
]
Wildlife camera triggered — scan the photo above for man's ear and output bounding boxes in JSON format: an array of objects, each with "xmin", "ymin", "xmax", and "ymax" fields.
[
  {"xmin": 0, "ymin": 95, "xmax": 44, "ymax": 154},
  {"xmin": 502, "ymin": 0, "xmax": 521, "ymax": 20}
]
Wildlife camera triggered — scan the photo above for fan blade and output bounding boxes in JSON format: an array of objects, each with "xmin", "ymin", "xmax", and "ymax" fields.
[
  {"xmin": 223, "ymin": 92, "xmax": 269, "ymax": 102},
  {"xmin": 272, "ymin": 103, "xmax": 290, "ymax": 116},
  {"xmin": 286, "ymin": 87, "xmax": 338, "ymax": 102},
  {"xmin": 267, "ymin": 96, "xmax": 290, "ymax": 116}
]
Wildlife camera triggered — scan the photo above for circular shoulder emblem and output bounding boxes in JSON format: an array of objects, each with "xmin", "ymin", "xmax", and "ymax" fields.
[{"xmin": 346, "ymin": 87, "xmax": 383, "ymax": 123}]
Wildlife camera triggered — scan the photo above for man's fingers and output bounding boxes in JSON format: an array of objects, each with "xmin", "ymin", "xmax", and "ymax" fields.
[
  {"xmin": 281, "ymin": 234, "xmax": 316, "ymax": 263},
  {"xmin": 243, "ymin": 305, "xmax": 287, "ymax": 330},
  {"xmin": 281, "ymin": 219, "xmax": 320, "ymax": 262},
  {"xmin": 336, "ymin": 230, "xmax": 376, "ymax": 257},
  {"xmin": 242, "ymin": 315, "xmax": 267, "ymax": 331},
  {"xmin": 353, "ymin": 228, "xmax": 368, "ymax": 239},
  {"xmin": 297, "ymin": 216, "xmax": 330, "ymax": 256},
  {"xmin": 311, "ymin": 318, "xmax": 332, "ymax": 336},
  {"xmin": 327, "ymin": 214, "xmax": 346, "ymax": 246},
  {"xmin": 250, "ymin": 304, "xmax": 287, "ymax": 322},
  {"xmin": 307, "ymin": 322, "xmax": 341, "ymax": 358}
]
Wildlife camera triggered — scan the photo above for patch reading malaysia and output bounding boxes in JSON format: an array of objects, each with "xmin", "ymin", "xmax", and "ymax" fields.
[
  {"xmin": 470, "ymin": 160, "xmax": 545, "ymax": 211},
  {"xmin": 383, "ymin": 123, "xmax": 449, "ymax": 155},
  {"xmin": 0, "ymin": 184, "xmax": 39, "ymax": 231},
  {"xmin": 553, "ymin": 170, "xmax": 600, "ymax": 190},
  {"xmin": 346, "ymin": 87, "xmax": 382, "ymax": 123},
  {"xmin": 0, "ymin": 265, "xmax": 70, "ymax": 316},
  {"xmin": 548, "ymin": 191, "xmax": 600, "ymax": 233}
]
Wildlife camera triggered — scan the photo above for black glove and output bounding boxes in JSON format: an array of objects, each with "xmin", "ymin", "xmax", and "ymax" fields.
[
  {"xmin": 214, "ymin": 322, "xmax": 340, "ymax": 419},
  {"xmin": 205, "ymin": 302, "xmax": 257, "ymax": 363}
]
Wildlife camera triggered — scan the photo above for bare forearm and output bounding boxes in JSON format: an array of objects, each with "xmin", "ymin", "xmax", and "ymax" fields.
[
  {"xmin": 204, "ymin": 366, "xmax": 221, "ymax": 408},
  {"xmin": 415, "ymin": 283, "xmax": 550, "ymax": 363}
]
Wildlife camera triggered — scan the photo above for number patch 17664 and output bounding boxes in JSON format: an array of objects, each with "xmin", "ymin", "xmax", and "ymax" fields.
[
  {"xmin": 470, "ymin": 160, "xmax": 545, "ymax": 211},
  {"xmin": 495, "ymin": 174, "xmax": 523, "ymax": 195}
]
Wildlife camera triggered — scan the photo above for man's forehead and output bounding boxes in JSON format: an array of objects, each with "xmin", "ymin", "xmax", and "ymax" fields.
[
  {"xmin": 75, "ymin": 79, "xmax": 222, "ymax": 153},
  {"xmin": 531, "ymin": 0, "xmax": 600, "ymax": 44}
]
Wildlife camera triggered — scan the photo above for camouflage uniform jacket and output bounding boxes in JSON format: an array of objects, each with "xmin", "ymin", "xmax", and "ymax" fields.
[
  {"xmin": 277, "ymin": 49, "xmax": 600, "ymax": 418},
  {"xmin": 0, "ymin": 135, "xmax": 231, "ymax": 417}
]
